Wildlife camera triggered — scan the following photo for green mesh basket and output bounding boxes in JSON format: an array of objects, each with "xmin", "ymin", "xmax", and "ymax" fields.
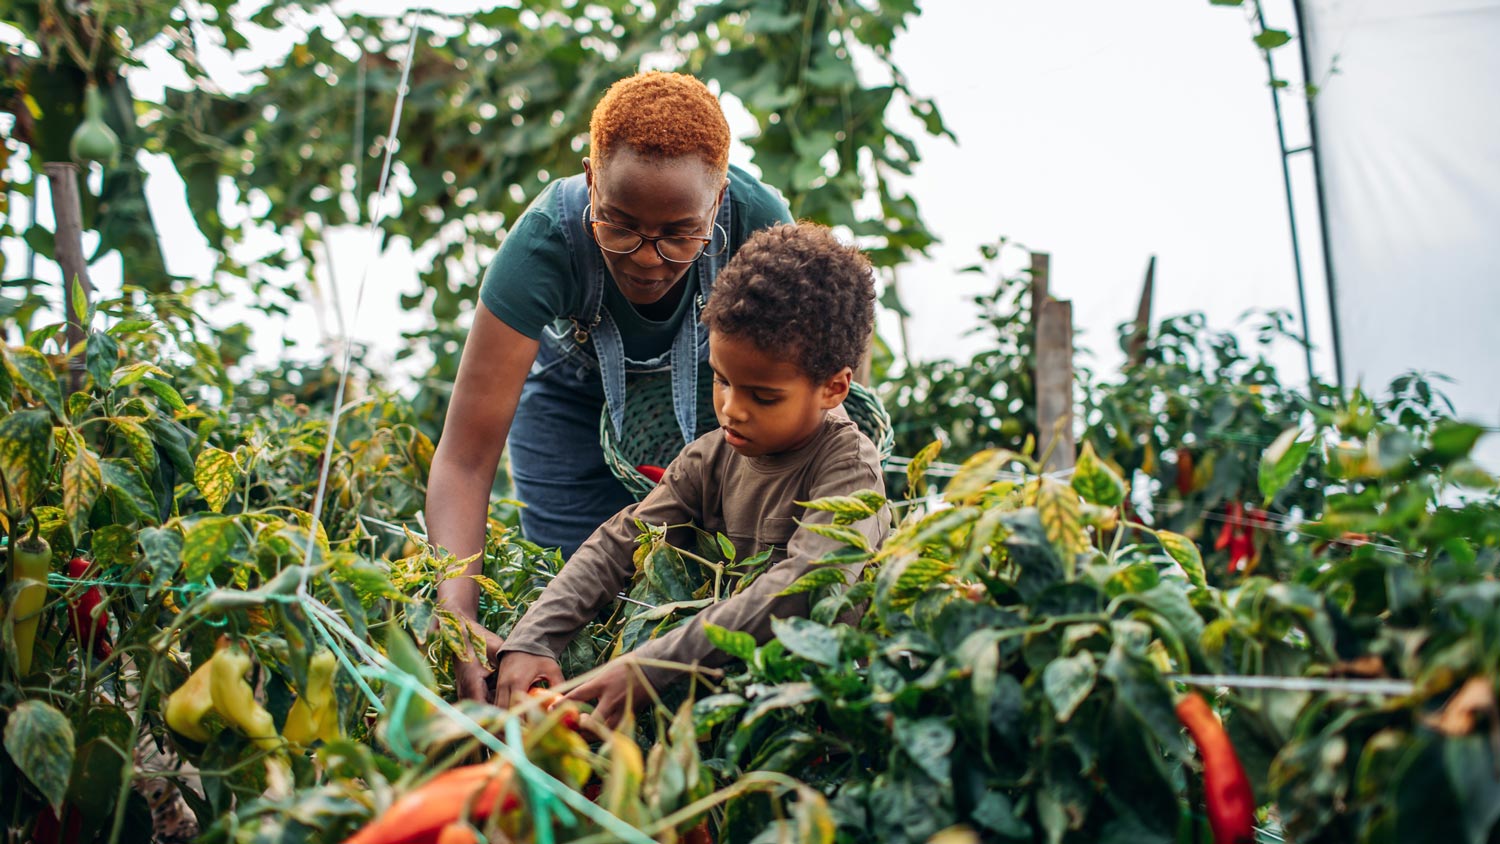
[{"xmin": 601, "ymin": 372, "xmax": 894, "ymax": 500}]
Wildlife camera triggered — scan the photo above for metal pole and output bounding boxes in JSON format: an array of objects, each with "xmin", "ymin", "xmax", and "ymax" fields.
[
  {"xmin": 1291, "ymin": 0, "xmax": 1346, "ymax": 390},
  {"xmin": 1255, "ymin": 2, "xmax": 1317, "ymax": 387}
]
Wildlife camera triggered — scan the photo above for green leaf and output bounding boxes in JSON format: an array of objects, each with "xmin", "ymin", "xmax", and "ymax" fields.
[
  {"xmin": 703, "ymin": 623, "xmax": 757, "ymax": 662},
  {"xmin": 1254, "ymin": 28, "xmax": 1292, "ymax": 50},
  {"xmin": 62, "ymin": 441, "xmax": 103, "ymax": 538},
  {"xmin": 1101, "ymin": 645, "xmax": 1188, "ymax": 762},
  {"xmin": 972, "ymin": 791, "xmax": 1030, "ymax": 837},
  {"xmin": 1429, "ymin": 422, "xmax": 1485, "ymax": 462},
  {"xmin": 180, "ymin": 515, "xmax": 245, "ymax": 582},
  {"xmin": 741, "ymin": 682, "xmax": 820, "ymax": 728},
  {"xmin": 194, "ymin": 447, "xmax": 237, "ymax": 513},
  {"xmin": 85, "ymin": 330, "xmax": 118, "ymax": 388},
  {"xmin": 715, "ymin": 532, "xmax": 736, "ymax": 563},
  {"xmin": 100, "ymin": 458, "xmax": 157, "ymax": 523},
  {"xmin": 1037, "ymin": 478, "xmax": 1090, "ymax": 562},
  {"xmin": 1157, "ymin": 530, "xmax": 1206, "ymax": 589},
  {"xmin": 1259, "ymin": 427, "xmax": 1316, "ymax": 504},
  {"xmin": 691, "ymin": 693, "xmax": 746, "ymax": 733},
  {"xmin": 110, "ymin": 361, "xmax": 167, "ymax": 388},
  {"xmin": 138, "ymin": 376, "xmax": 187, "ymax": 411},
  {"xmin": 907, "ymin": 440, "xmax": 941, "ymax": 499},
  {"xmin": 1042, "ymin": 651, "xmax": 1098, "ymax": 723},
  {"xmin": 66, "ymin": 706, "xmax": 133, "ymax": 825},
  {"xmin": 4, "ymin": 345, "xmax": 64, "ymax": 419},
  {"xmin": 797, "ymin": 521, "xmax": 871, "ymax": 553},
  {"xmin": 772, "ymin": 616, "xmax": 842, "ymax": 666},
  {"xmin": 138, "ymin": 526, "xmax": 184, "ymax": 596},
  {"xmin": 1072, "ymin": 441, "xmax": 1125, "ymax": 507},
  {"xmin": 894, "ymin": 717, "xmax": 954, "ymax": 785},
  {"xmin": 0, "ymin": 408, "xmax": 55, "ymax": 514},
  {"xmin": 778, "ymin": 566, "xmax": 851, "ymax": 596},
  {"xmin": 3, "ymin": 700, "xmax": 76, "ymax": 813}
]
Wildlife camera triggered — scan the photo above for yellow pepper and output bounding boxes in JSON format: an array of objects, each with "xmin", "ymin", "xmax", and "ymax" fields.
[
  {"xmin": 164, "ymin": 650, "xmax": 221, "ymax": 743},
  {"xmin": 283, "ymin": 649, "xmax": 341, "ymax": 748},
  {"xmin": 208, "ymin": 641, "xmax": 283, "ymax": 753},
  {"xmin": 9, "ymin": 535, "xmax": 51, "ymax": 676}
]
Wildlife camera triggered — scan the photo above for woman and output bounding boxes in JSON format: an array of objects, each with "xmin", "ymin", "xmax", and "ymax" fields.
[{"xmin": 428, "ymin": 71, "xmax": 793, "ymax": 701}]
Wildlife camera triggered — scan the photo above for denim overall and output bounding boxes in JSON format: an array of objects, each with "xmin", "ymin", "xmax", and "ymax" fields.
[{"xmin": 507, "ymin": 174, "xmax": 733, "ymax": 557}]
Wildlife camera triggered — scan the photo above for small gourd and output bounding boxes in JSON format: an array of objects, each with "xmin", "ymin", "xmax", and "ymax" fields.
[{"xmin": 69, "ymin": 82, "xmax": 120, "ymax": 166}]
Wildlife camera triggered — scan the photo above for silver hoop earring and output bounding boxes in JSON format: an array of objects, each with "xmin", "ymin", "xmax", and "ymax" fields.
[{"xmin": 703, "ymin": 221, "xmax": 729, "ymax": 258}]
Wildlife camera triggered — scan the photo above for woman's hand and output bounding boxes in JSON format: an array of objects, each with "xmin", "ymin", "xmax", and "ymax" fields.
[
  {"xmin": 494, "ymin": 652, "xmax": 565, "ymax": 708},
  {"xmin": 452, "ymin": 620, "xmax": 507, "ymax": 702}
]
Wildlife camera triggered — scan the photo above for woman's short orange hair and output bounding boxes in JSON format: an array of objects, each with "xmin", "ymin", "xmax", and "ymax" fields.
[{"xmin": 589, "ymin": 71, "xmax": 731, "ymax": 173}]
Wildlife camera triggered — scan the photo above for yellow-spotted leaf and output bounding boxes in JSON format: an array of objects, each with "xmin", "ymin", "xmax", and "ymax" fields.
[
  {"xmin": 194, "ymin": 447, "xmax": 237, "ymax": 513},
  {"xmin": 1037, "ymin": 478, "xmax": 1090, "ymax": 563},
  {"xmin": 1157, "ymin": 530, "xmax": 1206, "ymax": 589},
  {"xmin": 0, "ymin": 409, "xmax": 55, "ymax": 514},
  {"xmin": 1072, "ymin": 441, "xmax": 1126, "ymax": 507},
  {"xmin": 944, "ymin": 449, "xmax": 1018, "ymax": 505},
  {"xmin": 4, "ymin": 346, "xmax": 64, "ymax": 420},
  {"xmin": 798, "ymin": 521, "xmax": 871, "ymax": 553},
  {"xmin": 907, "ymin": 440, "xmax": 942, "ymax": 500},
  {"xmin": 181, "ymin": 515, "xmax": 246, "ymax": 582},
  {"xmin": 3, "ymin": 700, "xmax": 75, "ymax": 813},
  {"xmin": 63, "ymin": 442, "xmax": 103, "ymax": 538},
  {"xmin": 797, "ymin": 494, "xmax": 877, "ymax": 524},
  {"xmin": 109, "ymin": 417, "xmax": 157, "ymax": 474}
]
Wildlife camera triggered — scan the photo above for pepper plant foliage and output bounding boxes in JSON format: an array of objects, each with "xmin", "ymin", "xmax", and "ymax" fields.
[
  {"xmin": 2, "ymin": 0, "xmax": 947, "ymax": 333},
  {"xmin": 691, "ymin": 394, "xmax": 1498, "ymax": 842},
  {"xmin": 0, "ymin": 290, "xmax": 470, "ymax": 842},
  {"xmin": 0, "ymin": 287, "xmax": 842, "ymax": 844}
]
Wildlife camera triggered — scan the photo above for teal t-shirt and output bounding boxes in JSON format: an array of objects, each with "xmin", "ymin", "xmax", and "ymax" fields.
[{"xmin": 479, "ymin": 164, "xmax": 793, "ymax": 360}]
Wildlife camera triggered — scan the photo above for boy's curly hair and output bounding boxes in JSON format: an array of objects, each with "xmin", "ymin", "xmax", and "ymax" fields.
[
  {"xmin": 702, "ymin": 223, "xmax": 875, "ymax": 382},
  {"xmin": 590, "ymin": 71, "xmax": 730, "ymax": 173}
]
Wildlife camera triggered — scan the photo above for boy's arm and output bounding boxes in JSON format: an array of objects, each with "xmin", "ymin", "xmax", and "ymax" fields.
[
  {"xmin": 628, "ymin": 457, "xmax": 889, "ymax": 689},
  {"xmin": 498, "ymin": 447, "xmax": 707, "ymax": 663}
]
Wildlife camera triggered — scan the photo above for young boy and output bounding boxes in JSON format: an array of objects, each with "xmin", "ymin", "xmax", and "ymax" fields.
[{"xmin": 493, "ymin": 222, "xmax": 890, "ymax": 725}]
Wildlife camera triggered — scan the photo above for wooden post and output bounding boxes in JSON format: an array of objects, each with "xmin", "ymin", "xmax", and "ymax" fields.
[
  {"xmin": 45, "ymin": 162, "xmax": 93, "ymax": 394},
  {"xmin": 1127, "ymin": 254, "xmax": 1156, "ymax": 366},
  {"xmin": 1030, "ymin": 251, "xmax": 1076, "ymax": 473}
]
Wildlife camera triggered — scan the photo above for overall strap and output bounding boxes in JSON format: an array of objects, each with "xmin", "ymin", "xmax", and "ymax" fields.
[
  {"xmin": 669, "ymin": 180, "xmax": 734, "ymax": 442},
  {"xmin": 555, "ymin": 174, "xmax": 606, "ymax": 345},
  {"xmin": 557, "ymin": 172, "xmax": 735, "ymax": 445}
]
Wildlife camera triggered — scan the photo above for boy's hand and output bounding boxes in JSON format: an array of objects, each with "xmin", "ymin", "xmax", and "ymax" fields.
[
  {"xmin": 494, "ymin": 651, "xmax": 564, "ymax": 708},
  {"xmin": 453, "ymin": 620, "xmax": 506, "ymax": 702},
  {"xmin": 564, "ymin": 657, "xmax": 651, "ymax": 730}
]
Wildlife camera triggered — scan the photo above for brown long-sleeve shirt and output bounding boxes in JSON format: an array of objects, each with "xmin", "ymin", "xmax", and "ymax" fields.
[{"xmin": 499, "ymin": 412, "xmax": 890, "ymax": 688}]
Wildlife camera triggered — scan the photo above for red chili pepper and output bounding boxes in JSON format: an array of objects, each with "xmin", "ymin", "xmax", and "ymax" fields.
[
  {"xmin": 342, "ymin": 763, "xmax": 520, "ymax": 844},
  {"xmin": 1175, "ymin": 448, "xmax": 1196, "ymax": 496},
  {"xmin": 1176, "ymin": 692, "xmax": 1255, "ymax": 844},
  {"xmin": 31, "ymin": 804, "xmax": 83, "ymax": 844},
  {"xmin": 66, "ymin": 557, "xmax": 113, "ymax": 662},
  {"xmin": 1214, "ymin": 503, "xmax": 1242, "ymax": 551},
  {"xmin": 636, "ymin": 464, "xmax": 666, "ymax": 484},
  {"xmin": 435, "ymin": 823, "xmax": 478, "ymax": 844}
]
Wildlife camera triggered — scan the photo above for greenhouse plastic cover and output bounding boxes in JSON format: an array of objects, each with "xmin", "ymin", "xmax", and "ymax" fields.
[{"xmin": 1301, "ymin": 0, "xmax": 1500, "ymax": 466}]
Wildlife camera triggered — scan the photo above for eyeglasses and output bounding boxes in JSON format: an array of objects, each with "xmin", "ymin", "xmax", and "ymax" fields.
[{"xmin": 585, "ymin": 204, "xmax": 726, "ymax": 264}]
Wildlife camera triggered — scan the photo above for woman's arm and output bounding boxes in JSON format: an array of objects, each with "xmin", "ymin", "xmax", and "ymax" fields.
[{"xmin": 429, "ymin": 307, "xmax": 540, "ymax": 700}]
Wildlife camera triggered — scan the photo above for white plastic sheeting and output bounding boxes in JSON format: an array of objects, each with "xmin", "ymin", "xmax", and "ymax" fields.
[{"xmin": 1301, "ymin": 0, "xmax": 1500, "ymax": 464}]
